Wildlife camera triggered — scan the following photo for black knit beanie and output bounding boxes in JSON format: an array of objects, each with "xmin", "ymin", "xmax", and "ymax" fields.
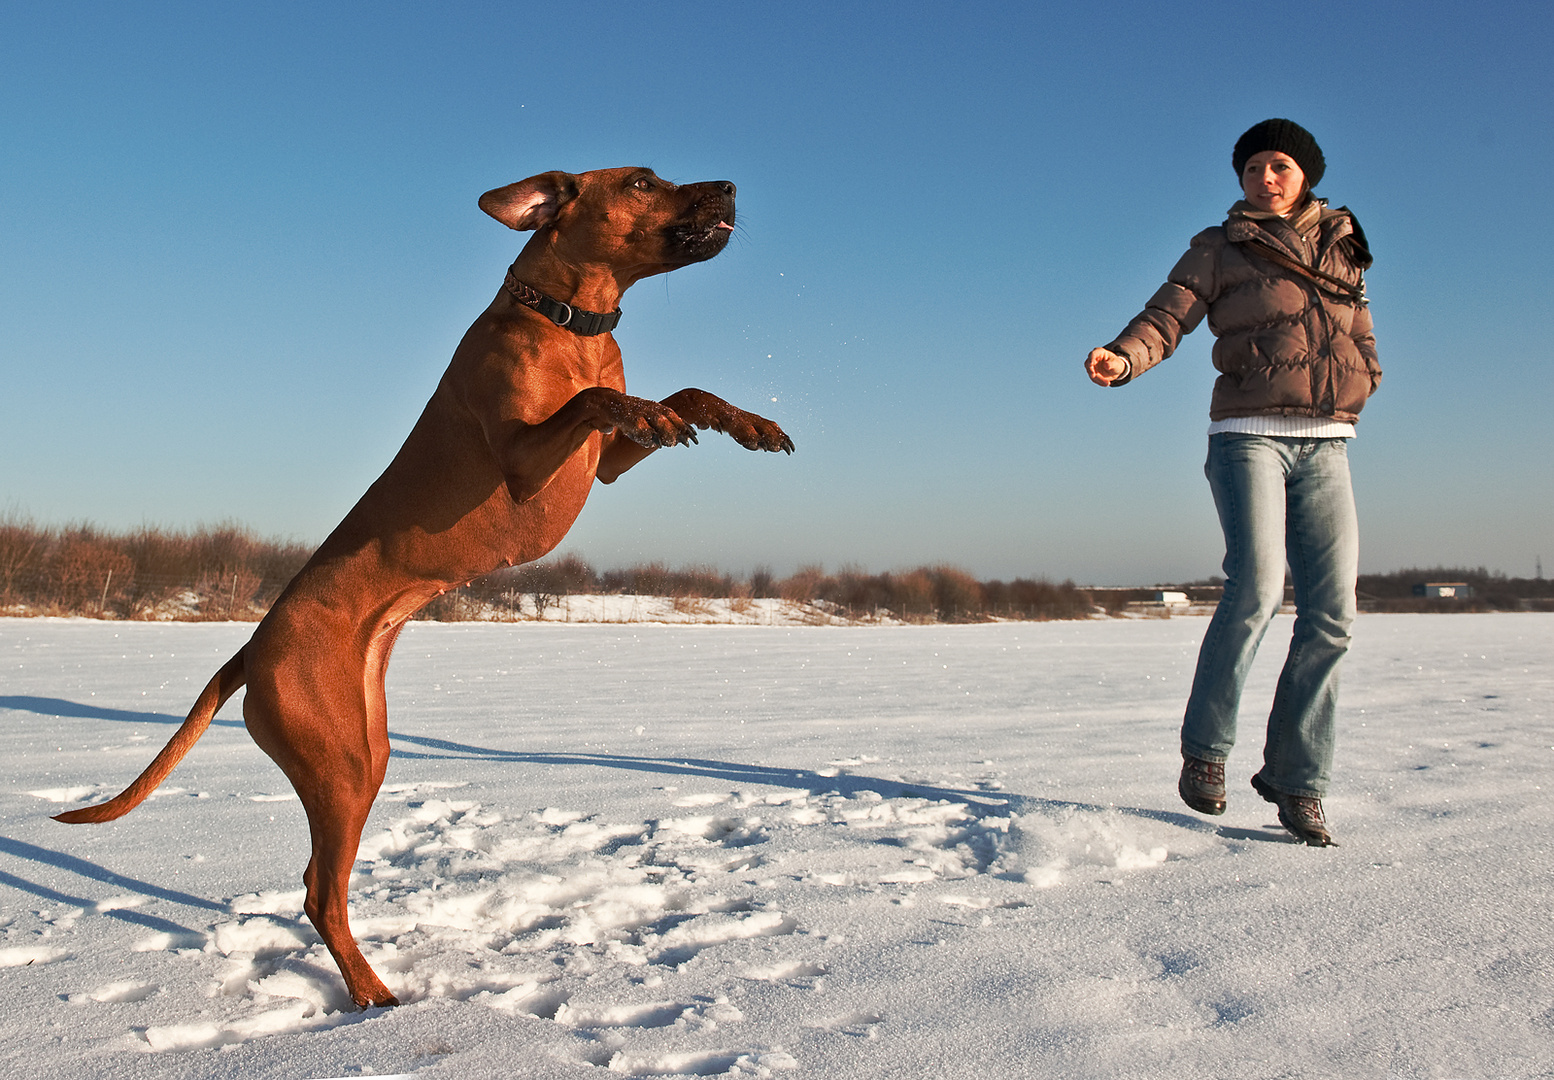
[{"xmin": 1232, "ymin": 119, "xmax": 1325, "ymax": 188}]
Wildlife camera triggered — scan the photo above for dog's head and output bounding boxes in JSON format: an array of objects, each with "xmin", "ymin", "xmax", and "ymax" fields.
[{"xmin": 480, "ymin": 167, "xmax": 735, "ymax": 284}]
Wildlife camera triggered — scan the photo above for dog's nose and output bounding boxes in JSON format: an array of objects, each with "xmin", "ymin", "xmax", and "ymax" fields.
[{"xmin": 714, "ymin": 181, "xmax": 736, "ymax": 197}]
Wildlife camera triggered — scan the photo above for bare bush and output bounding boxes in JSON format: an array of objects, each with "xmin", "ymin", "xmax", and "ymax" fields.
[
  {"xmin": 50, "ymin": 529, "xmax": 135, "ymax": 613},
  {"xmin": 197, "ymin": 568, "xmax": 265, "ymax": 620},
  {"xmin": 749, "ymin": 565, "xmax": 775, "ymax": 598},
  {"xmin": 779, "ymin": 564, "xmax": 828, "ymax": 603},
  {"xmin": 415, "ymin": 587, "xmax": 485, "ymax": 622},
  {"xmin": 983, "ymin": 577, "xmax": 1096, "ymax": 620},
  {"xmin": 0, "ymin": 512, "xmax": 47, "ymax": 605},
  {"xmin": 0, "ymin": 518, "xmax": 312, "ymax": 620},
  {"xmin": 501, "ymin": 553, "xmax": 598, "ymax": 596},
  {"xmin": 928, "ymin": 564, "xmax": 985, "ymax": 622},
  {"xmin": 598, "ymin": 562, "xmax": 735, "ymax": 598},
  {"xmin": 0, "ymin": 519, "xmax": 1128, "ymax": 625}
]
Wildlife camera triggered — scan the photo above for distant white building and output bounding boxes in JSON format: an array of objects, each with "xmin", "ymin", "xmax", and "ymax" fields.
[
  {"xmin": 1413, "ymin": 582, "xmax": 1473, "ymax": 599},
  {"xmin": 1154, "ymin": 590, "xmax": 1190, "ymax": 605}
]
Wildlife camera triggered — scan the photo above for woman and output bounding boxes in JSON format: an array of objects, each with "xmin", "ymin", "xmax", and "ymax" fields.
[{"xmin": 1086, "ymin": 119, "xmax": 1379, "ymax": 847}]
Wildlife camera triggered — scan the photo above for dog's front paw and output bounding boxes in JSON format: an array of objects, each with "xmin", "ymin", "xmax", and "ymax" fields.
[
  {"xmin": 663, "ymin": 388, "xmax": 794, "ymax": 454},
  {"xmin": 723, "ymin": 410, "xmax": 795, "ymax": 454},
  {"xmin": 603, "ymin": 394, "xmax": 698, "ymax": 449}
]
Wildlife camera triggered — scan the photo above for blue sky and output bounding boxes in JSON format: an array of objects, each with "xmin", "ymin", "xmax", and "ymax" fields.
[{"xmin": 3, "ymin": 1, "xmax": 1550, "ymax": 585}]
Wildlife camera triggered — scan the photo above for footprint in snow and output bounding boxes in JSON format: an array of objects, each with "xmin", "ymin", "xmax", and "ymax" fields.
[{"xmin": 72, "ymin": 773, "xmax": 1192, "ymax": 1058}]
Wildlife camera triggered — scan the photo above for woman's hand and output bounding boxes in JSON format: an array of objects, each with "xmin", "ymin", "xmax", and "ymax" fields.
[{"xmin": 1085, "ymin": 347, "xmax": 1130, "ymax": 386}]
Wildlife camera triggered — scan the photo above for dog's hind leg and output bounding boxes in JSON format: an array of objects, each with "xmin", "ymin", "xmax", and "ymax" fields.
[
  {"xmin": 283, "ymin": 701, "xmax": 397, "ymax": 1008},
  {"xmin": 244, "ymin": 625, "xmax": 401, "ymax": 1008},
  {"xmin": 301, "ymin": 618, "xmax": 407, "ymax": 1007},
  {"xmin": 299, "ymin": 782, "xmax": 397, "ymax": 1008},
  {"xmin": 305, "ymin": 619, "xmax": 407, "ymax": 1007},
  {"xmin": 250, "ymin": 714, "xmax": 397, "ymax": 1006}
]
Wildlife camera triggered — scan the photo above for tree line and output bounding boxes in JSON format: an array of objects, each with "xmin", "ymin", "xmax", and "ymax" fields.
[
  {"xmin": 0, "ymin": 517, "xmax": 312, "ymax": 621},
  {"xmin": 0, "ymin": 517, "xmax": 1093, "ymax": 623},
  {"xmin": 2, "ymin": 516, "xmax": 1546, "ymax": 622},
  {"xmin": 1356, "ymin": 567, "xmax": 1553, "ymax": 612}
]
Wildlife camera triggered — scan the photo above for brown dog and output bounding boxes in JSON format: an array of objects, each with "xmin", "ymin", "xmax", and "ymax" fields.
[{"xmin": 55, "ymin": 167, "xmax": 793, "ymax": 1008}]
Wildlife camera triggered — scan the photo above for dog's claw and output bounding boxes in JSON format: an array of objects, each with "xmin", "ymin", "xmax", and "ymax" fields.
[{"xmin": 750, "ymin": 426, "xmax": 793, "ymax": 454}]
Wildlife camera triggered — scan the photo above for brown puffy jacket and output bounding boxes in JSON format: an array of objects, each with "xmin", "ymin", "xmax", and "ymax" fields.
[{"xmin": 1105, "ymin": 199, "xmax": 1380, "ymax": 423}]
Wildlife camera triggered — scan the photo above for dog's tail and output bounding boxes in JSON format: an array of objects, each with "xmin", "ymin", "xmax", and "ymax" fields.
[{"xmin": 54, "ymin": 650, "xmax": 247, "ymax": 824}]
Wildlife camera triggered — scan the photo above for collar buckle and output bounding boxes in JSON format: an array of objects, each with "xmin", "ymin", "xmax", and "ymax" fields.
[{"xmin": 502, "ymin": 268, "xmax": 621, "ymax": 336}]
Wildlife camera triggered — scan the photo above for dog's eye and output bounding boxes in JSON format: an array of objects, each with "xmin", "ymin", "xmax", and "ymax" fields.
[{"xmin": 632, "ymin": 177, "xmax": 653, "ymax": 191}]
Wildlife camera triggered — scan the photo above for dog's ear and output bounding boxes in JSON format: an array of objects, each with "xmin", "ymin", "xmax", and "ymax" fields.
[{"xmin": 479, "ymin": 172, "xmax": 580, "ymax": 231}]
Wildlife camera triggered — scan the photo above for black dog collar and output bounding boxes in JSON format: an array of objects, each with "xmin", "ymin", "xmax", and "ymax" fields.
[{"xmin": 503, "ymin": 268, "xmax": 622, "ymax": 336}]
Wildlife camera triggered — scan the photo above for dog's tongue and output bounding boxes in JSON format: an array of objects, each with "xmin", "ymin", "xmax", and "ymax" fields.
[{"xmin": 715, "ymin": 221, "xmax": 733, "ymax": 231}]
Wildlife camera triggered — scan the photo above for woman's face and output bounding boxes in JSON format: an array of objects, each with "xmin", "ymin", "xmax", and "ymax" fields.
[{"xmin": 1241, "ymin": 151, "xmax": 1307, "ymax": 216}]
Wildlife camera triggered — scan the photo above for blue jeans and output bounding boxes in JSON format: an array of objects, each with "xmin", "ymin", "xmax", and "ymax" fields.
[{"xmin": 1181, "ymin": 434, "xmax": 1359, "ymax": 798}]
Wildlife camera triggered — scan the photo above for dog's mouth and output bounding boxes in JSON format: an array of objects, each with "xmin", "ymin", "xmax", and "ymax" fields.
[
  {"xmin": 662, "ymin": 182, "xmax": 736, "ymax": 264},
  {"xmin": 666, "ymin": 215, "xmax": 735, "ymax": 262}
]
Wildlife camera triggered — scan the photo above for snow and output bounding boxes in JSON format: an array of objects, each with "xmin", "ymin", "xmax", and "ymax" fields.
[
  {"xmin": 431, "ymin": 596, "xmax": 867, "ymax": 626},
  {"xmin": 1, "ymin": 613, "xmax": 1550, "ymax": 1079}
]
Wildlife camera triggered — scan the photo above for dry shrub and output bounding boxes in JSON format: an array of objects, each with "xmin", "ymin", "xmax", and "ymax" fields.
[
  {"xmin": 600, "ymin": 562, "xmax": 734, "ymax": 598},
  {"xmin": 749, "ymin": 565, "xmax": 775, "ymax": 598},
  {"xmin": 415, "ymin": 588, "xmax": 483, "ymax": 622},
  {"xmin": 498, "ymin": 553, "xmax": 598, "ymax": 595},
  {"xmin": 982, "ymin": 577, "xmax": 1095, "ymax": 620},
  {"xmin": 602, "ymin": 561, "xmax": 671, "ymax": 596},
  {"xmin": 0, "ymin": 518, "xmax": 1103, "ymax": 624},
  {"xmin": 888, "ymin": 569, "xmax": 935, "ymax": 621},
  {"xmin": 766, "ymin": 563, "xmax": 1087, "ymax": 623},
  {"xmin": 774, "ymin": 563, "xmax": 982, "ymax": 621},
  {"xmin": 50, "ymin": 530, "xmax": 135, "ymax": 612},
  {"xmin": 0, "ymin": 513, "xmax": 48, "ymax": 603},
  {"xmin": 123, "ymin": 523, "xmax": 309, "ymax": 615},
  {"xmin": 928, "ymin": 564, "xmax": 984, "ymax": 621},
  {"xmin": 0, "ymin": 517, "xmax": 312, "ymax": 619},
  {"xmin": 196, "ymin": 568, "xmax": 265, "ymax": 620},
  {"xmin": 671, "ymin": 595, "xmax": 713, "ymax": 616},
  {"xmin": 672, "ymin": 564, "xmax": 736, "ymax": 599},
  {"xmin": 831, "ymin": 564, "xmax": 888, "ymax": 614},
  {"xmin": 779, "ymin": 564, "xmax": 828, "ymax": 603}
]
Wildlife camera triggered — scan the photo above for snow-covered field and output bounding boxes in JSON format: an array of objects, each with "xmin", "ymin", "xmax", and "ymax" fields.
[{"xmin": 1, "ymin": 613, "xmax": 1549, "ymax": 1079}]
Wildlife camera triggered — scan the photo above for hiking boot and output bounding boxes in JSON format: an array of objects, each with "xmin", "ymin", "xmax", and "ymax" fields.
[
  {"xmin": 1251, "ymin": 773, "xmax": 1336, "ymax": 847},
  {"xmin": 1178, "ymin": 755, "xmax": 1227, "ymax": 816}
]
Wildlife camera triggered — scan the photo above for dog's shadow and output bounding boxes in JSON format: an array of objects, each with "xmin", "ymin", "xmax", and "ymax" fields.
[
  {"xmin": 0, "ymin": 695, "xmax": 245, "ymax": 729},
  {"xmin": 2, "ymin": 695, "xmax": 1294, "ymax": 878},
  {"xmin": 385, "ymin": 733, "xmax": 1284, "ymax": 842},
  {"xmin": 0, "ymin": 835, "xmax": 222, "ymax": 938},
  {"xmin": 0, "ymin": 697, "xmax": 238, "ymax": 933}
]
